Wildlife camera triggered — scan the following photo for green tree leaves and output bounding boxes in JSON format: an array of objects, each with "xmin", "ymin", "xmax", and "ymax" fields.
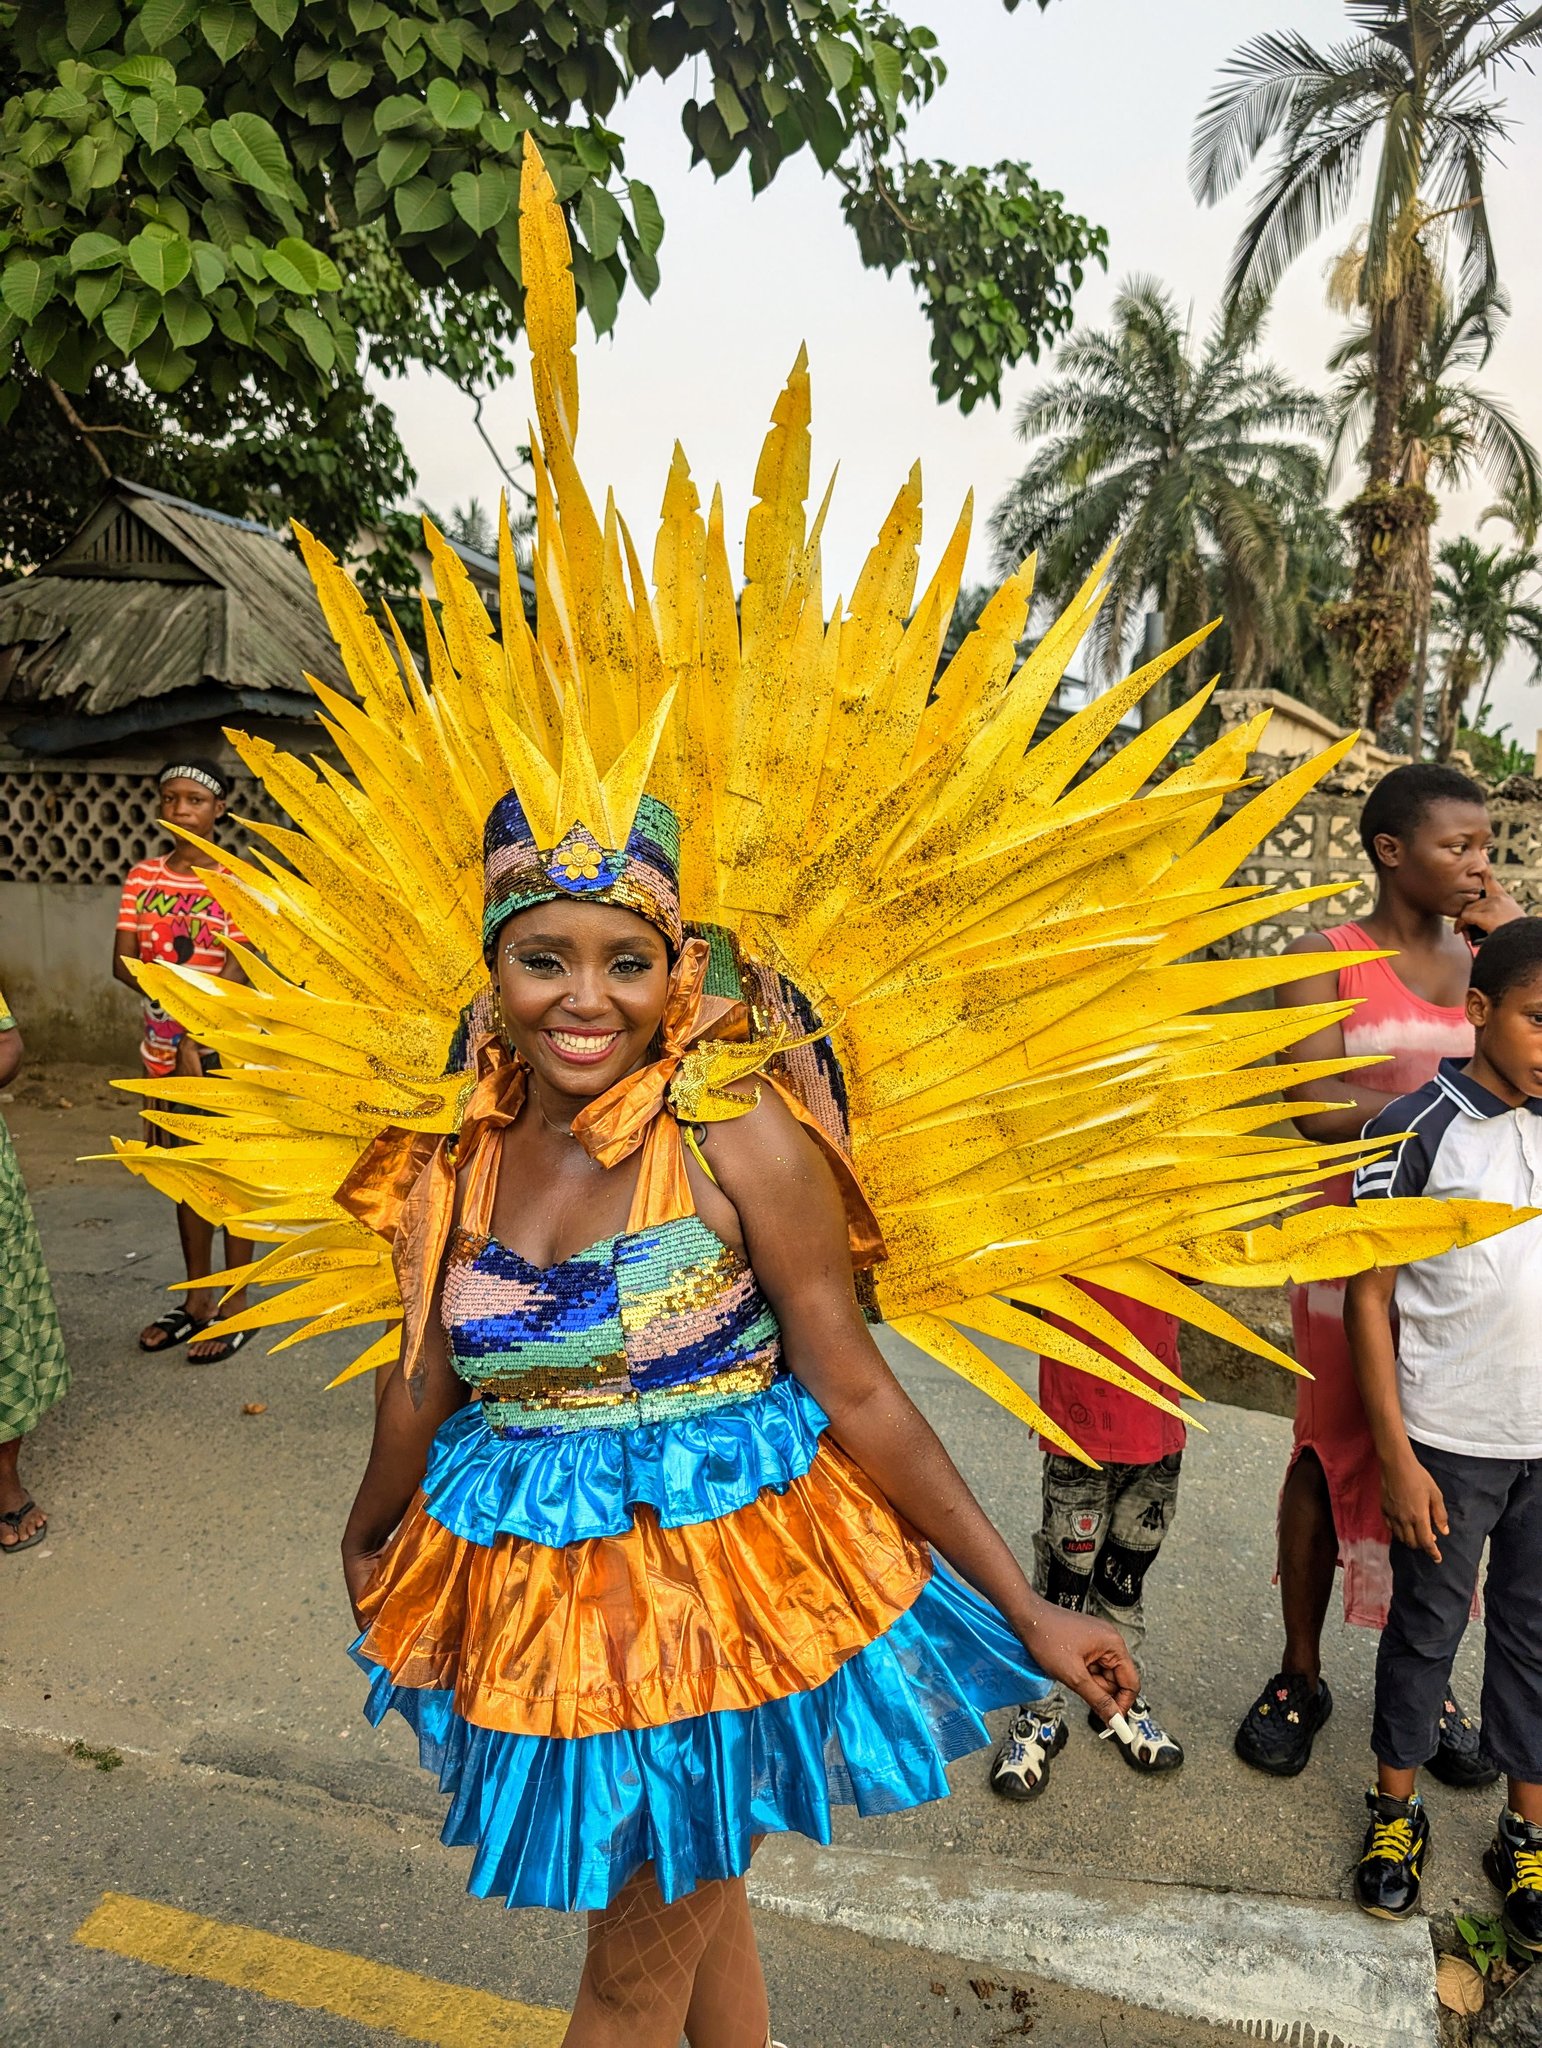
[
  {"xmin": 1, "ymin": 255, "xmax": 57, "ymax": 320},
  {"xmin": 100, "ymin": 287, "xmax": 158, "ymax": 353},
  {"xmin": 69, "ymin": 229, "xmax": 123, "ymax": 270},
  {"xmin": 262, "ymin": 237, "xmax": 339, "ymax": 294},
  {"xmin": 127, "ymin": 222, "xmax": 191, "ymax": 292},
  {"xmin": 450, "ymin": 164, "xmax": 516, "ymax": 234},
  {"xmin": 843, "ymin": 156, "xmax": 1105, "ymax": 412},
  {"xmin": 3, "ymin": 0, "xmax": 1098, "ymax": 590},
  {"xmin": 393, "ymin": 177, "xmax": 454, "ymax": 235},
  {"xmin": 129, "ymin": 85, "xmax": 198, "ymax": 151},
  {"xmin": 208, "ymin": 111, "xmax": 290, "ymax": 196},
  {"xmin": 5, "ymin": 0, "xmax": 1099, "ymax": 421},
  {"xmin": 425, "ymin": 76, "xmax": 482, "ymax": 130}
]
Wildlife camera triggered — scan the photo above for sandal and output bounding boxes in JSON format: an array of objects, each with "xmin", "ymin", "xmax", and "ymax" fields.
[
  {"xmin": 185, "ymin": 1326, "xmax": 253, "ymax": 1365},
  {"xmin": 139, "ymin": 1309, "xmax": 207, "ymax": 1353},
  {"xmin": 0, "ymin": 1501, "xmax": 47, "ymax": 1554}
]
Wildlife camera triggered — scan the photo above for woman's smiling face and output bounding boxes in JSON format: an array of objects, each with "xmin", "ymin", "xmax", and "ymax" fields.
[{"xmin": 495, "ymin": 899, "xmax": 671, "ymax": 1102}]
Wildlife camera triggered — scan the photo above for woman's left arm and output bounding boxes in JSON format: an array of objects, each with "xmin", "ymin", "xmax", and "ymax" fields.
[
  {"xmin": 0, "ymin": 1015, "xmax": 22, "ymax": 1090},
  {"xmin": 705, "ymin": 1088, "xmax": 1138, "ymax": 1721}
]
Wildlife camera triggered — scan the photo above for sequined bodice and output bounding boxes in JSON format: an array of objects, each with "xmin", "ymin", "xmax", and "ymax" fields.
[{"xmin": 442, "ymin": 1211, "xmax": 784, "ymax": 1437}]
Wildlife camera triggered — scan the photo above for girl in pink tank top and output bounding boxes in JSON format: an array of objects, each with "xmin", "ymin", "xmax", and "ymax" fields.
[{"xmin": 1289, "ymin": 923, "xmax": 1472, "ymax": 1628}]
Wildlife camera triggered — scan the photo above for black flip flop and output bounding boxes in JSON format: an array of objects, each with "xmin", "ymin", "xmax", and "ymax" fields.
[
  {"xmin": 138, "ymin": 1309, "xmax": 207, "ymax": 1353},
  {"xmin": 0, "ymin": 1502, "xmax": 47, "ymax": 1554},
  {"xmin": 185, "ymin": 1326, "xmax": 253, "ymax": 1365}
]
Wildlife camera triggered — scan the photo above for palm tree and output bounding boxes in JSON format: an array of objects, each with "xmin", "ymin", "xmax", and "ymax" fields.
[
  {"xmin": 1190, "ymin": 2, "xmax": 1542, "ymax": 731},
  {"xmin": 1327, "ymin": 277, "xmax": 1542, "ymax": 752},
  {"xmin": 1431, "ymin": 534, "xmax": 1542, "ymax": 759},
  {"xmin": 1481, "ymin": 472, "xmax": 1542, "ymax": 547},
  {"xmin": 990, "ymin": 278, "xmax": 1328, "ymax": 693},
  {"xmin": 1267, "ymin": 496, "xmax": 1355, "ymax": 719},
  {"xmin": 1328, "ymin": 282, "xmax": 1539, "ymax": 504},
  {"xmin": 445, "ymin": 497, "xmax": 497, "ymax": 555},
  {"xmin": 940, "ymin": 583, "xmax": 994, "ymax": 666}
]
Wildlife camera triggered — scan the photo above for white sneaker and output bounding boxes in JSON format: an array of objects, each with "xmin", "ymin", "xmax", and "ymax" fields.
[
  {"xmin": 988, "ymin": 1702, "xmax": 1068, "ymax": 1801},
  {"xmin": 1091, "ymin": 1694, "xmax": 1183, "ymax": 1773}
]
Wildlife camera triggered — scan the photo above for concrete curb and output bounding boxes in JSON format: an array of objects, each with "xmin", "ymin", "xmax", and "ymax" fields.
[
  {"xmin": 748, "ymin": 1838, "xmax": 1437, "ymax": 2048},
  {"xmin": 2, "ymin": 1714, "xmax": 1438, "ymax": 2046}
]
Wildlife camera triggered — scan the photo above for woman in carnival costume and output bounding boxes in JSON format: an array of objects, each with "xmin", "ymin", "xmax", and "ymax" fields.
[
  {"xmin": 111, "ymin": 143, "xmax": 1522, "ymax": 2045},
  {"xmin": 340, "ymin": 770, "xmax": 1139, "ymax": 2042}
]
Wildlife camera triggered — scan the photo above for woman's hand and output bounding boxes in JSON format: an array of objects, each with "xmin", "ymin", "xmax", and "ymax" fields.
[
  {"xmin": 1381, "ymin": 1452, "xmax": 1448, "ymax": 1563},
  {"xmin": 341, "ymin": 1536, "xmax": 389, "ymax": 1631},
  {"xmin": 1455, "ymin": 879, "xmax": 1524, "ymax": 940},
  {"xmin": 1023, "ymin": 1604, "xmax": 1140, "ymax": 1722}
]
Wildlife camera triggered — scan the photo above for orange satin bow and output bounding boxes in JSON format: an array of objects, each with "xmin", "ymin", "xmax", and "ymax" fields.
[{"xmin": 572, "ymin": 936, "xmax": 750, "ymax": 1230}]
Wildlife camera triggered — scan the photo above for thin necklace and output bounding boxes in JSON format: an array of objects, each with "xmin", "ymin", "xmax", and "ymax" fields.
[{"xmin": 531, "ymin": 1087, "xmax": 576, "ymax": 1138}]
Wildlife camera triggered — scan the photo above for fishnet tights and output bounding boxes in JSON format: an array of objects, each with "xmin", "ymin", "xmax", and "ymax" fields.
[{"xmin": 563, "ymin": 1860, "xmax": 771, "ymax": 2048}]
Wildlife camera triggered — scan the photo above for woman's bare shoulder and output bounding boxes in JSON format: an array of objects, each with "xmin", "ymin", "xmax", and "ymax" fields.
[
  {"xmin": 692, "ymin": 1078, "xmax": 826, "ymax": 1198},
  {"xmin": 1282, "ymin": 929, "xmax": 1335, "ymax": 958}
]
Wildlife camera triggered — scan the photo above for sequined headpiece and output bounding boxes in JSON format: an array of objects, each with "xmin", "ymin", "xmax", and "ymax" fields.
[
  {"xmin": 480, "ymin": 683, "xmax": 682, "ymax": 960},
  {"xmin": 482, "ymin": 785, "xmax": 682, "ymax": 959}
]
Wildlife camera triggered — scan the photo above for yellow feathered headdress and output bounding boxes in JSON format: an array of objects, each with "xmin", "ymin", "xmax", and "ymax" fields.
[{"xmin": 107, "ymin": 137, "xmax": 1523, "ymax": 1461}]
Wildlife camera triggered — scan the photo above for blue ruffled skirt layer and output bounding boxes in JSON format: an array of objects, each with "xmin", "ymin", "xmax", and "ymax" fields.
[
  {"xmin": 356, "ymin": 1561, "xmax": 1038, "ymax": 1910},
  {"xmin": 357, "ymin": 1376, "xmax": 1047, "ymax": 1910},
  {"xmin": 422, "ymin": 1373, "xmax": 828, "ymax": 1547}
]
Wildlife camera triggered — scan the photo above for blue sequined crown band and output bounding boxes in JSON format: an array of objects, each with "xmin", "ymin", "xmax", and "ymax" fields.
[{"xmin": 482, "ymin": 789, "xmax": 683, "ymax": 959}]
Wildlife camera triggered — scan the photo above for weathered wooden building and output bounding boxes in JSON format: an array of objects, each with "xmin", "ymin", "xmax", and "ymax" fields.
[{"xmin": 0, "ymin": 480, "xmax": 504, "ymax": 1056}]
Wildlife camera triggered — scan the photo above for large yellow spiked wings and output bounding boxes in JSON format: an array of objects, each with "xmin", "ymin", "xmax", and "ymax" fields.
[{"xmin": 111, "ymin": 138, "xmax": 1521, "ymax": 1453}]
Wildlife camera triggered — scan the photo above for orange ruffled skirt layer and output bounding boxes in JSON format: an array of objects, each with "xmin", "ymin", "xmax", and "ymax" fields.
[
  {"xmin": 352, "ymin": 1376, "xmax": 1048, "ymax": 1910},
  {"xmin": 359, "ymin": 1437, "xmax": 932, "ymax": 1740}
]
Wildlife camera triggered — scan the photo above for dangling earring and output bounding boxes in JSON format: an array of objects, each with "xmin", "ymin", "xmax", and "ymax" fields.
[{"xmin": 490, "ymin": 983, "xmax": 510, "ymax": 1048}]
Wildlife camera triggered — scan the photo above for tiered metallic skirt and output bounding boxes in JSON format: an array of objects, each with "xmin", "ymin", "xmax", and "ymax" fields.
[{"xmin": 353, "ymin": 1375, "xmax": 1045, "ymax": 1909}]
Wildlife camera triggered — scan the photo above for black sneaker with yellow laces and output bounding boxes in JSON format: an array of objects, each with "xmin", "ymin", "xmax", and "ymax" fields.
[
  {"xmin": 1354, "ymin": 1788, "xmax": 1430, "ymax": 1920},
  {"xmin": 1483, "ymin": 1807, "xmax": 1542, "ymax": 1953}
]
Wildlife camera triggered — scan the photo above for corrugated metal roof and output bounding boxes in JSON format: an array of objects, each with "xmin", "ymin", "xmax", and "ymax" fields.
[
  {"xmin": 0, "ymin": 486, "xmax": 347, "ymax": 716},
  {"xmin": 116, "ymin": 476, "xmax": 284, "ymax": 536}
]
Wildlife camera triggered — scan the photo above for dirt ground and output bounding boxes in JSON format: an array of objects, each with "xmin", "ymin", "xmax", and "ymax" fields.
[
  {"xmin": 4, "ymin": 1059, "xmax": 1303, "ymax": 1418},
  {"xmin": 2, "ymin": 1059, "xmax": 140, "ymax": 1192}
]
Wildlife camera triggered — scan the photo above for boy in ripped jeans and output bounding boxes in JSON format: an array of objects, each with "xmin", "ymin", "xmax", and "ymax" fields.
[{"xmin": 991, "ymin": 1285, "xmax": 1186, "ymax": 1798}]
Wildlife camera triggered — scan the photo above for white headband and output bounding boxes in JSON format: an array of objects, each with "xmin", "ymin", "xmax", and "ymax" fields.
[{"xmin": 159, "ymin": 764, "xmax": 224, "ymax": 796}]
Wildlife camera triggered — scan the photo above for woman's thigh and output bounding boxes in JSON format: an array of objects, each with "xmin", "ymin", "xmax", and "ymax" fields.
[{"xmin": 579, "ymin": 1864, "xmax": 731, "ymax": 2018}]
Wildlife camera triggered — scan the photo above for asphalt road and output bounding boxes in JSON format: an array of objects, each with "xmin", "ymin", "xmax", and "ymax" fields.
[
  {"xmin": 4, "ymin": 1730, "xmax": 1233, "ymax": 2048},
  {"xmin": 0, "ymin": 1096, "xmax": 1499, "ymax": 2043}
]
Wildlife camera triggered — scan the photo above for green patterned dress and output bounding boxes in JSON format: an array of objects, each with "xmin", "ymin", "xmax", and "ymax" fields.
[{"xmin": 0, "ymin": 989, "xmax": 69, "ymax": 1444}]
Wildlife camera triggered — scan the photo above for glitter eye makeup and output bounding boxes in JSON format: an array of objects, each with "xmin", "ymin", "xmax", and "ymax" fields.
[{"xmin": 503, "ymin": 947, "xmax": 656, "ymax": 979}]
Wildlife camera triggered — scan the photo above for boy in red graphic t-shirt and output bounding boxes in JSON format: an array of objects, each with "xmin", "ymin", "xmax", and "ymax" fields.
[{"xmin": 113, "ymin": 760, "xmax": 254, "ymax": 1364}]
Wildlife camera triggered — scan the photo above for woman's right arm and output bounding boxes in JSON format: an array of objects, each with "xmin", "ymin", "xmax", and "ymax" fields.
[
  {"xmin": 341, "ymin": 1260, "xmax": 468, "ymax": 1623},
  {"xmin": 1274, "ymin": 931, "xmax": 1403, "ymax": 1142}
]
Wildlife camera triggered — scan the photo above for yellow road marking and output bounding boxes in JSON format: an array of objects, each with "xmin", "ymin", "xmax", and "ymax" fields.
[{"xmin": 75, "ymin": 1891, "xmax": 568, "ymax": 2047}]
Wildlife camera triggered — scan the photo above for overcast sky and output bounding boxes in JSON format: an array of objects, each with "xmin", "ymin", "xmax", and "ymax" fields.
[{"xmin": 379, "ymin": 0, "xmax": 1542, "ymax": 747}]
